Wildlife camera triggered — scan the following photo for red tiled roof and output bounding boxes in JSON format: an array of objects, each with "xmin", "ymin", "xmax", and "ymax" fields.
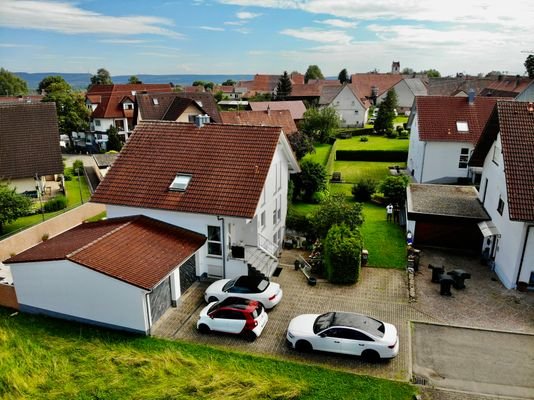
[
  {"xmin": 220, "ymin": 110, "xmax": 298, "ymax": 135},
  {"xmin": 5, "ymin": 216, "xmax": 206, "ymax": 290},
  {"xmin": 350, "ymin": 73, "xmax": 403, "ymax": 98},
  {"xmin": 483, "ymin": 77, "xmax": 532, "ymax": 94},
  {"xmin": 288, "ymin": 83, "xmax": 323, "ymax": 98},
  {"xmin": 416, "ymin": 96, "xmax": 502, "ymax": 144},
  {"xmin": 91, "ymin": 121, "xmax": 283, "ymax": 218},
  {"xmin": 470, "ymin": 101, "xmax": 534, "ymax": 222},
  {"xmin": 249, "ymin": 101, "xmax": 307, "ymax": 120},
  {"xmin": 0, "ymin": 102, "xmax": 63, "ymax": 179},
  {"xmin": 0, "ymin": 95, "xmax": 44, "ymax": 103},
  {"xmin": 87, "ymin": 84, "xmax": 172, "ymax": 119}
]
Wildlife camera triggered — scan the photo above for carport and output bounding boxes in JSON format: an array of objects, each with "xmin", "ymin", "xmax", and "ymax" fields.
[{"xmin": 406, "ymin": 184, "xmax": 489, "ymax": 250}]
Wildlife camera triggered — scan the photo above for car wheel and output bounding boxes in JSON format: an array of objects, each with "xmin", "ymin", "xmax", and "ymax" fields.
[
  {"xmin": 243, "ymin": 330, "xmax": 257, "ymax": 342},
  {"xmin": 295, "ymin": 340, "xmax": 312, "ymax": 352},
  {"xmin": 207, "ymin": 296, "xmax": 218, "ymax": 303},
  {"xmin": 198, "ymin": 324, "xmax": 211, "ymax": 334},
  {"xmin": 362, "ymin": 349, "xmax": 380, "ymax": 363}
]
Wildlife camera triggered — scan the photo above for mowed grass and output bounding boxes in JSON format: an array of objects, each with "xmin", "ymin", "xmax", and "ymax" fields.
[
  {"xmin": 333, "ymin": 161, "xmax": 406, "ymax": 183},
  {"xmin": 0, "ymin": 309, "xmax": 417, "ymax": 399},
  {"xmin": 361, "ymin": 203, "xmax": 406, "ymax": 268},
  {"xmin": 302, "ymin": 143, "xmax": 332, "ymax": 166},
  {"xmin": 335, "ymin": 136, "xmax": 409, "ymax": 151}
]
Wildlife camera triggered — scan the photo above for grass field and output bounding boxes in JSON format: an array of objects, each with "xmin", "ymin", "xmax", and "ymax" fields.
[
  {"xmin": 0, "ymin": 308, "xmax": 417, "ymax": 399},
  {"xmin": 302, "ymin": 143, "xmax": 332, "ymax": 166},
  {"xmin": 335, "ymin": 136, "xmax": 409, "ymax": 151},
  {"xmin": 332, "ymin": 161, "xmax": 406, "ymax": 183}
]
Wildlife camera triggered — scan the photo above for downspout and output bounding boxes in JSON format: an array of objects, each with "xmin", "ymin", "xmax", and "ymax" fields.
[
  {"xmin": 217, "ymin": 216, "xmax": 226, "ymax": 278},
  {"xmin": 420, "ymin": 142, "xmax": 427, "ymax": 183},
  {"xmin": 144, "ymin": 290, "xmax": 152, "ymax": 336},
  {"xmin": 516, "ymin": 225, "xmax": 533, "ymax": 286}
]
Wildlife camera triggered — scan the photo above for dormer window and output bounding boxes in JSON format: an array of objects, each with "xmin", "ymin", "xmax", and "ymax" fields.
[
  {"xmin": 169, "ymin": 174, "xmax": 192, "ymax": 191},
  {"xmin": 153, "ymin": 98, "xmax": 159, "ymax": 105},
  {"xmin": 456, "ymin": 121, "xmax": 469, "ymax": 132}
]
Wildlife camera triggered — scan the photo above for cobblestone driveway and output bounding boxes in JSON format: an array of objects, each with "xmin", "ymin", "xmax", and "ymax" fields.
[{"xmin": 152, "ymin": 248, "xmax": 534, "ymax": 391}]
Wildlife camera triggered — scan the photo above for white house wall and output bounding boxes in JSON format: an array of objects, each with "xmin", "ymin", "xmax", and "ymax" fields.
[
  {"xmin": 407, "ymin": 114, "xmax": 424, "ymax": 182},
  {"xmin": 478, "ymin": 135, "xmax": 532, "ymax": 288},
  {"xmin": 92, "ymin": 118, "xmax": 129, "ymax": 133},
  {"xmin": 10, "ymin": 259, "xmax": 149, "ymax": 333},
  {"xmin": 378, "ymin": 80, "xmax": 414, "ymax": 110},
  {"xmin": 3, "ymin": 177, "xmax": 41, "ymax": 193},
  {"xmin": 330, "ymin": 86, "xmax": 368, "ymax": 127},
  {"xmin": 421, "ymin": 142, "xmax": 473, "ymax": 183}
]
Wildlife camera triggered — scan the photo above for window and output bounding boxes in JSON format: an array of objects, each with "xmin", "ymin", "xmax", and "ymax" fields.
[
  {"xmin": 260, "ymin": 211, "xmax": 265, "ymax": 229},
  {"xmin": 497, "ymin": 197, "xmax": 505, "ymax": 215},
  {"xmin": 277, "ymin": 194, "xmax": 282, "ymax": 221},
  {"xmin": 278, "ymin": 162, "xmax": 282, "ymax": 191},
  {"xmin": 95, "ymin": 120, "xmax": 101, "ymax": 127},
  {"xmin": 492, "ymin": 145, "xmax": 501, "ymax": 165},
  {"xmin": 458, "ymin": 148, "xmax": 469, "ymax": 168},
  {"xmin": 456, "ymin": 121, "xmax": 469, "ymax": 132},
  {"xmin": 273, "ymin": 233, "xmax": 277, "ymax": 244},
  {"xmin": 207, "ymin": 226, "xmax": 222, "ymax": 256},
  {"xmin": 169, "ymin": 174, "xmax": 192, "ymax": 191},
  {"xmin": 152, "ymin": 98, "xmax": 159, "ymax": 105}
]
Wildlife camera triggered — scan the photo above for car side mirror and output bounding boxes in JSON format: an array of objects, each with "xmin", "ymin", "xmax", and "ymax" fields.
[{"xmin": 319, "ymin": 333, "xmax": 326, "ymax": 338}]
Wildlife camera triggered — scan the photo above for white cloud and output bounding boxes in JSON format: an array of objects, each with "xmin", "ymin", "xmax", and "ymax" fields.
[
  {"xmin": 99, "ymin": 39, "xmax": 150, "ymax": 44},
  {"xmin": 234, "ymin": 27, "xmax": 251, "ymax": 34},
  {"xmin": 315, "ymin": 19, "xmax": 357, "ymax": 28},
  {"xmin": 236, "ymin": 11, "xmax": 262, "ymax": 19},
  {"xmin": 224, "ymin": 21, "xmax": 245, "ymax": 26},
  {"xmin": 0, "ymin": 0, "xmax": 183, "ymax": 38},
  {"xmin": 281, "ymin": 28, "xmax": 352, "ymax": 44},
  {"xmin": 0, "ymin": 43, "xmax": 38, "ymax": 48},
  {"xmin": 199, "ymin": 26, "xmax": 225, "ymax": 31}
]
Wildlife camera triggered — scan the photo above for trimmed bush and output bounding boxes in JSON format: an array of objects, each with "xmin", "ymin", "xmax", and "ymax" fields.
[
  {"xmin": 359, "ymin": 136, "xmax": 369, "ymax": 142},
  {"xmin": 323, "ymin": 224, "xmax": 362, "ymax": 284},
  {"xmin": 352, "ymin": 179, "xmax": 377, "ymax": 202},
  {"xmin": 72, "ymin": 159, "xmax": 84, "ymax": 173},
  {"xmin": 43, "ymin": 195, "xmax": 67, "ymax": 212},
  {"xmin": 398, "ymin": 130, "xmax": 409, "ymax": 139},
  {"xmin": 336, "ymin": 149, "xmax": 407, "ymax": 162},
  {"xmin": 286, "ymin": 209, "xmax": 311, "ymax": 235},
  {"xmin": 371, "ymin": 192, "xmax": 385, "ymax": 205}
]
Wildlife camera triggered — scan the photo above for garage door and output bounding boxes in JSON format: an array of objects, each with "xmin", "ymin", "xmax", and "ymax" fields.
[
  {"xmin": 415, "ymin": 221, "xmax": 482, "ymax": 250},
  {"xmin": 149, "ymin": 277, "xmax": 171, "ymax": 324},
  {"xmin": 179, "ymin": 255, "xmax": 197, "ymax": 295}
]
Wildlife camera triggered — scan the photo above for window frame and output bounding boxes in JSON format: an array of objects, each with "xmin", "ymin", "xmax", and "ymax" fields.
[
  {"xmin": 497, "ymin": 197, "xmax": 505, "ymax": 216},
  {"xmin": 207, "ymin": 225, "xmax": 222, "ymax": 257},
  {"xmin": 458, "ymin": 147, "xmax": 470, "ymax": 169}
]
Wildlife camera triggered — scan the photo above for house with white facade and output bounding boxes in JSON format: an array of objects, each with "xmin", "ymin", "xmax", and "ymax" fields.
[
  {"xmin": 5, "ymin": 216, "xmax": 206, "ymax": 334},
  {"xmin": 469, "ymin": 101, "xmax": 534, "ymax": 290},
  {"xmin": 407, "ymin": 94, "xmax": 500, "ymax": 184},
  {"xmin": 318, "ymin": 84, "xmax": 369, "ymax": 127},
  {"xmin": 91, "ymin": 119, "xmax": 300, "ymax": 280},
  {"xmin": 377, "ymin": 78, "xmax": 427, "ymax": 113}
]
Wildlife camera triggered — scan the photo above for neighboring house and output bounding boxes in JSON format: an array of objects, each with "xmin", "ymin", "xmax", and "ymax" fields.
[
  {"xmin": 469, "ymin": 101, "xmax": 534, "ymax": 290},
  {"xmin": 237, "ymin": 73, "xmax": 305, "ymax": 98},
  {"xmin": 407, "ymin": 94, "xmax": 500, "ymax": 184},
  {"xmin": 318, "ymin": 84, "xmax": 369, "ymax": 127},
  {"xmin": 0, "ymin": 102, "xmax": 63, "ymax": 194},
  {"xmin": 515, "ymin": 80, "xmax": 534, "ymax": 101},
  {"xmin": 286, "ymin": 83, "xmax": 326, "ymax": 106},
  {"xmin": 85, "ymin": 83, "xmax": 172, "ymax": 141},
  {"xmin": 220, "ymin": 109, "xmax": 298, "ymax": 135},
  {"xmin": 91, "ymin": 120, "xmax": 300, "ymax": 280},
  {"xmin": 249, "ymin": 101, "xmax": 307, "ymax": 123},
  {"xmin": 5, "ymin": 215, "xmax": 206, "ymax": 334},
  {"xmin": 92, "ymin": 153, "xmax": 118, "ymax": 181},
  {"xmin": 350, "ymin": 73, "xmax": 403, "ymax": 105},
  {"xmin": 479, "ymin": 76, "xmax": 532, "ymax": 97},
  {"xmin": 427, "ymin": 75, "xmax": 532, "ymax": 97},
  {"xmin": 0, "ymin": 95, "xmax": 44, "ymax": 103},
  {"xmin": 136, "ymin": 92, "xmax": 222, "ymax": 123},
  {"xmin": 376, "ymin": 78, "xmax": 427, "ymax": 112}
]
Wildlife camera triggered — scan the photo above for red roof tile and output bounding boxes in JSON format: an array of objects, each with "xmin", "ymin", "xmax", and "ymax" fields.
[
  {"xmin": 249, "ymin": 101, "xmax": 307, "ymax": 120},
  {"xmin": 91, "ymin": 121, "xmax": 283, "ymax": 218},
  {"xmin": 5, "ymin": 216, "xmax": 206, "ymax": 290},
  {"xmin": 220, "ymin": 110, "xmax": 298, "ymax": 135},
  {"xmin": 416, "ymin": 96, "xmax": 502, "ymax": 144},
  {"xmin": 0, "ymin": 102, "xmax": 63, "ymax": 180},
  {"xmin": 288, "ymin": 83, "xmax": 323, "ymax": 98},
  {"xmin": 350, "ymin": 73, "xmax": 403, "ymax": 98},
  {"xmin": 470, "ymin": 101, "xmax": 534, "ymax": 222}
]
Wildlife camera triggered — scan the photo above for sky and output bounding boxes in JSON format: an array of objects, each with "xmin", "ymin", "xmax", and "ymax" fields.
[{"xmin": 0, "ymin": 0, "xmax": 533, "ymax": 77}]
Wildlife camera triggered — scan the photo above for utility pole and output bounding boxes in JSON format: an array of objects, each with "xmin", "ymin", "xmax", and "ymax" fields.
[{"xmin": 76, "ymin": 168, "xmax": 84, "ymax": 204}]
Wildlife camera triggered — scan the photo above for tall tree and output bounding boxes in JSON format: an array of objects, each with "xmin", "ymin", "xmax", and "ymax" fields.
[
  {"xmin": 42, "ymin": 82, "xmax": 90, "ymax": 148},
  {"xmin": 300, "ymin": 106, "xmax": 340, "ymax": 143},
  {"xmin": 304, "ymin": 65, "xmax": 324, "ymax": 83},
  {"xmin": 401, "ymin": 67, "xmax": 414, "ymax": 75},
  {"xmin": 90, "ymin": 68, "xmax": 113, "ymax": 86},
  {"xmin": 374, "ymin": 89, "xmax": 398, "ymax": 135},
  {"xmin": 106, "ymin": 126, "xmax": 122, "ymax": 152},
  {"xmin": 128, "ymin": 75, "xmax": 142, "ymax": 84},
  {"xmin": 38, "ymin": 75, "xmax": 69, "ymax": 94},
  {"xmin": 0, "ymin": 183, "xmax": 32, "ymax": 234},
  {"xmin": 292, "ymin": 160, "xmax": 327, "ymax": 202},
  {"xmin": 221, "ymin": 79, "xmax": 236, "ymax": 86},
  {"xmin": 525, "ymin": 55, "xmax": 534, "ymax": 78},
  {"xmin": 275, "ymin": 71, "xmax": 292, "ymax": 100},
  {"xmin": 338, "ymin": 68, "xmax": 349, "ymax": 84},
  {"xmin": 422, "ymin": 69, "xmax": 441, "ymax": 78},
  {"xmin": 0, "ymin": 68, "xmax": 28, "ymax": 96}
]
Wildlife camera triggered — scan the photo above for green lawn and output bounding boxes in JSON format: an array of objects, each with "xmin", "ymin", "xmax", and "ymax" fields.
[
  {"xmin": 0, "ymin": 308, "xmax": 417, "ymax": 399},
  {"xmin": 361, "ymin": 203, "xmax": 406, "ymax": 268},
  {"xmin": 335, "ymin": 136, "xmax": 409, "ymax": 151},
  {"xmin": 394, "ymin": 115, "xmax": 409, "ymax": 125},
  {"xmin": 302, "ymin": 143, "xmax": 332, "ymax": 166},
  {"xmin": 332, "ymin": 161, "xmax": 406, "ymax": 183},
  {"xmin": 1, "ymin": 177, "xmax": 91, "ymax": 237}
]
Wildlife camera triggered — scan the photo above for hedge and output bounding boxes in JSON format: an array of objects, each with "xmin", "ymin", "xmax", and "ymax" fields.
[
  {"xmin": 43, "ymin": 195, "xmax": 67, "ymax": 212},
  {"xmin": 336, "ymin": 149, "xmax": 407, "ymax": 162},
  {"xmin": 325, "ymin": 139, "xmax": 338, "ymax": 178},
  {"xmin": 323, "ymin": 224, "xmax": 362, "ymax": 284}
]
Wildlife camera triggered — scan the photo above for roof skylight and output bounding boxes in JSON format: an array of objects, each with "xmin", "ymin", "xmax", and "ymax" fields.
[
  {"xmin": 169, "ymin": 174, "xmax": 192, "ymax": 192},
  {"xmin": 153, "ymin": 98, "xmax": 159, "ymax": 105},
  {"xmin": 456, "ymin": 121, "xmax": 469, "ymax": 132}
]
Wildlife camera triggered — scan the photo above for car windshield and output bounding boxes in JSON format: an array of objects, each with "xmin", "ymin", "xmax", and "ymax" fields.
[
  {"xmin": 313, "ymin": 312, "xmax": 335, "ymax": 333},
  {"xmin": 222, "ymin": 279, "xmax": 236, "ymax": 292}
]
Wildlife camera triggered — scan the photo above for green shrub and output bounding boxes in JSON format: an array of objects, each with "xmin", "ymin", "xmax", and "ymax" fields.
[
  {"xmin": 312, "ymin": 189, "xmax": 330, "ymax": 204},
  {"xmin": 286, "ymin": 209, "xmax": 311, "ymax": 235},
  {"xmin": 396, "ymin": 125, "xmax": 403, "ymax": 133},
  {"xmin": 335, "ymin": 149, "xmax": 407, "ymax": 162},
  {"xmin": 386, "ymin": 129, "xmax": 398, "ymax": 139},
  {"xmin": 43, "ymin": 195, "xmax": 67, "ymax": 212},
  {"xmin": 398, "ymin": 130, "xmax": 409, "ymax": 139},
  {"xmin": 351, "ymin": 179, "xmax": 377, "ymax": 202},
  {"xmin": 292, "ymin": 159, "xmax": 327, "ymax": 202},
  {"xmin": 379, "ymin": 175, "xmax": 409, "ymax": 204},
  {"xmin": 359, "ymin": 136, "xmax": 368, "ymax": 142},
  {"xmin": 323, "ymin": 224, "xmax": 362, "ymax": 284},
  {"xmin": 371, "ymin": 192, "xmax": 385, "ymax": 205},
  {"xmin": 310, "ymin": 194, "xmax": 364, "ymax": 238},
  {"xmin": 63, "ymin": 174, "xmax": 72, "ymax": 181},
  {"xmin": 72, "ymin": 159, "xmax": 84, "ymax": 173},
  {"xmin": 354, "ymin": 127, "xmax": 375, "ymax": 135}
]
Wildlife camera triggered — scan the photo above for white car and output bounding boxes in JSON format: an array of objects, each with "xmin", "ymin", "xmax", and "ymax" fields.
[
  {"xmin": 286, "ymin": 311, "xmax": 399, "ymax": 361},
  {"xmin": 204, "ymin": 275, "xmax": 283, "ymax": 309},
  {"xmin": 197, "ymin": 297, "xmax": 268, "ymax": 341}
]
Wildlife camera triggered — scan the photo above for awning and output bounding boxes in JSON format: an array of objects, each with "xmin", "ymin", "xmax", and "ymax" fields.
[{"xmin": 477, "ymin": 221, "xmax": 500, "ymax": 237}]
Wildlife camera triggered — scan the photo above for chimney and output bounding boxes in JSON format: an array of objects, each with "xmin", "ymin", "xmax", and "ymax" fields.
[{"xmin": 468, "ymin": 89, "xmax": 475, "ymax": 105}]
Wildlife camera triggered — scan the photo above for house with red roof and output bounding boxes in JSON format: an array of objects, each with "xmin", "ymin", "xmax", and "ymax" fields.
[
  {"xmin": 318, "ymin": 84, "xmax": 370, "ymax": 127},
  {"xmin": 407, "ymin": 94, "xmax": 500, "ymax": 183},
  {"xmin": 220, "ymin": 109, "xmax": 298, "ymax": 135},
  {"xmin": 249, "ymin": 100, "xmax": 307, "ymax": 123},
  {"xmin": 350, "ymin": 73, "xmax": 403, "ymax": 105},
  {"xmin": 5, "ymin": 216, "xmax": 206, "ymax": 334},
  {"xmin": 469, "ymin": 101, "xmax": 534, "ymax": 290},
  {"xmin": 91, "ymin": 120, "xmax": 300, "ymax": 280}
]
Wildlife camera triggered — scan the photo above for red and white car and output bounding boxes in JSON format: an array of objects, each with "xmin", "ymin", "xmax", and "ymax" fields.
[{"xmin": 197, "ymin": 297, "xmax": 268, "ymax": 341}]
